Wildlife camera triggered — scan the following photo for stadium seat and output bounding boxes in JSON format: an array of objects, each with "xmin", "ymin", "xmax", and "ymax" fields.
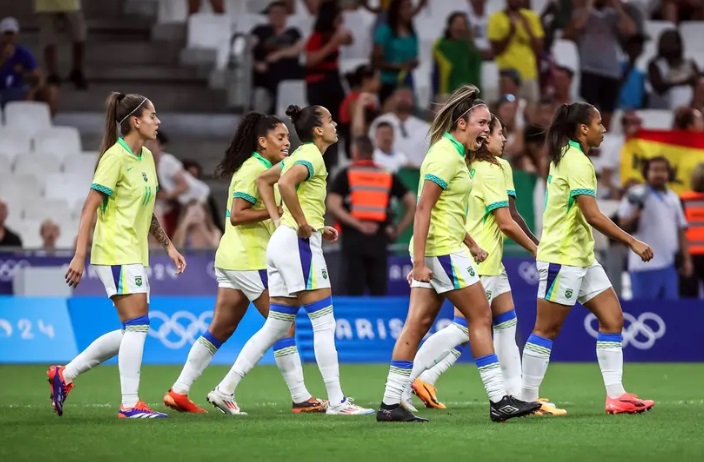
[
  {"xmin": 16, "ymin": 218, "xmax": 42, "ymax": 249},
  {"xmin": 13, "ymin": 154, "xmax": 61, "ymax": 176},
  {"xmin": 33, "ymin": 127, "xmax": 82, "ymax": 159},
  {"xmin": 22, "ymin": 198, "xmax": 71, "ymax": 223},
  {"xmin": 186, "ymin": 13, "xmax": 233, "ymax": 70},
  {"xmin": 157, "ymin": 0, "xmax": 188, "ymax": 23},
  {"xmin": 232, "ymin": 12, "xmax": 267, "ymax": 34},
  {"xmin": 0, "ymin": 128, "xmax": 31, "ymax": 162},
  {"xmin": 681, "ymin": 22, "xmax": 704, "ymax": 52},
  {"xmin": 3, "ymin": 101, "xmax": 52, "ymax": 137},
  {"xmin": 480, "ymin": 61, "xmax": 500, "ymax": 103},
  {"xmin": 45, "ymin": 173, "xmax": 91, "ymax": 209},
  {"xmin": 0, "ymin": 155, "xmax": 11, "ymax": 174},
  {"xmin": 340, "ymin": 58, "xmax": 369, "ymax": 76},
  {"xmin": 63, "ymin": 153, "xmax": 97, "ymax": 179},
  {"xmin": 690, "ymin": 51, "xmax": 704, "ymax": 70},
  {"xmin": 2, "ymin": 174, "xmax": 42, "ymax": 200},
  {"xmin": 637, "ymin": 109, "xmax": 673, "ymax": 129},
  {"xmin": 276, "ymin": 80, "xmax": 307, "ymax": 116},
  {"xmin": 340, "ymin": 9, "xmax": 375, "ymax": 61}
]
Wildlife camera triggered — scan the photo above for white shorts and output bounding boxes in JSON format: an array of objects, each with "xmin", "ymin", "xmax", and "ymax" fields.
[
  {"xmin": 94, "ymin": 264, "xmax": 150, "ymax": 300},
  {"xmin": 215, "ymin": 267, "xmax": 268, "ymax": 301},
  {"xmin": 266, "ymin": 225, "xmax": 331, "ymax": 298},
  {"xmin": 536, "ymin": 260, "xmax": 612, "ymax": 306},
  {"xmin": 480, "ymin": 270, "xmax": 512, "ymax": 304},
  {"xmin": 410, "ymin": 250, "xmax": 481, "ymax": 294}
]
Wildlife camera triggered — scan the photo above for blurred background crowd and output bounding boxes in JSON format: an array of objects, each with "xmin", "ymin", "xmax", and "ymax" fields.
[{"xmin": 0, "ymin": 0, "xmax": 703, "ymax": 299}]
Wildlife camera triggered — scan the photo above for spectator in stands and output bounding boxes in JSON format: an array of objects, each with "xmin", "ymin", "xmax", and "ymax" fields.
[
  {"xmin": 498, "ymin": 68, "xmax": 529, "ymax": 119},
  {"xmin": 465, "ymin": 0, "xmax": 493, "ymax": 59},
  {"xmin": 679, "ymin": 162, "xmax": 704, "ymax": 298},
  {"xmin": 328, "ymin": 135, "xmax": 415, "ymax": 295},
  {"xmin": 181, "ymin": 159, "xmax": 225, "ymax": 233},
  {"xmin": 432, "ymin": 12, "xmax": 482, "ymax": 99},
  {"xmin": 494, "ymin": 93, "xmax": 524, "ymax": 162},
  {"xmin": 648, "ymin": 29, "xmax": 699, "ymax": 110},
  {"xmin": 39, "ymin": 219, "xmax": 60, "ymax": 252},
  {"xmin": 372, "ymin": 0, "xmax": 420, "ymax": 105},
  {"xmin": 250, "ymin": 1, "xmax": 305, "ymax": 114},
  {"xmin": 361, "ymin": 0, "xmax": 427, "ymax": 32},
  {"xmin": 593, "ymin": 110, "xmax": 642, "ymax": 200},
  {"xmin": 369, "ymin": 86, "xmax": 429, "ymax": 168},
  {"xmin": 172, "ymin": 200, "xmax": 222, "ymax": 250},
  {"xmin": 188, "ymin": 0, "xmax": 224, "ymax": 15},
  {"xmin": 659, "ymin": 0, "xmax": 704, "ymax": 22},
  {"xmin": 691, "ymin": 74, "xmax": 704, "ymax": 114},
  {"xmin": 372, "ymin": 121, "xmax": 409, "ymax": 172},
  {"xmin": 0, "ymin": 198, "xmax": 22, "ymax": 248},
  {"xmin": 537, "ymin": 24, "xmax": 557, "ymax": 96},
  {"xmin": 0, "ymin": 17, "xmax": 57, "ymax": 115},
  {"xmin": 565, "ymin": 0, "xmax": 636, "ymax": 130},
  {"xmin": 33, "ymin": 0, "xmax": 87, "ymax": 89},
  {"xmin": 340, "ymin": 64, "xmax": 381, "ymax": 158},
  {"xmin": 487, "ymin": 0, "xmax": 544, "ymax": 103},
  {"xmin": 618, "ymin": 156, "xmax": 693, "ymax": 299},
  {"xmin": 519, "ymin": 96, "xmax": 554, "ymax": 178},
  {"xmin": 673, "ymin": 107, "xmax": 704, "ymax": 132},
  {"xmin": 305, "ymin": 0, "xmax": 352, "ymax": 172},
  {"xmin": 548, "ymin": 65, "xmax": 575, "ymax": 106},
  {"xmin": 146, "ymin": 132, "xmax": 211, "ymax": 237},
  {"xmin": 618, "ymin": 32, "xmax": 648, "ymax": 110}
]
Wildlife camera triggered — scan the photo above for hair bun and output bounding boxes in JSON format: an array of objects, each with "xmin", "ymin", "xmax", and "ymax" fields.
[{"xmin": 285, "ymin": 104, "xmax": 302, "ymax": 121}]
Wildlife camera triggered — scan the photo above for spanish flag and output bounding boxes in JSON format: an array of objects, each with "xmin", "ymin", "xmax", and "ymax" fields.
[{"xmin": 620, "ymin": 130, "xmax": 704, "ymax": 194}]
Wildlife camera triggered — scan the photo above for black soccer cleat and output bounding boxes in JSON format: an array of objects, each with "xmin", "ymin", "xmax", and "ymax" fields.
[
  {"xmin": 376, "ymin": 403, "xmax": 428, "ymax": 423},
  {"xmin": 490, "ymin": 395, "xmax": 542, "ymax": 422}
]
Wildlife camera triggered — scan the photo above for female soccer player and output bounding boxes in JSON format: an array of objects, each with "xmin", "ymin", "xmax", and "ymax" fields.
[
  {"xmin": 163, "ymin": 112, "xmax": 325, "ymax": 414},
  {"xmin": 207, "ymin": 104, "xmax": 374, "ymax": 415},
  {"xmin": 377, "ymin": 86, "xmax": 541, "ymax": 423},
  {"xmin": 521, "ymin": 102, "xmax": 655, "ymax": 414},
  {"xmin": 401, "ymin": 115, "xmax": 565, "ymax": 416},
  {"xmin": 49, "ymin": 92, "xmax": 187, "ymax": 419}
]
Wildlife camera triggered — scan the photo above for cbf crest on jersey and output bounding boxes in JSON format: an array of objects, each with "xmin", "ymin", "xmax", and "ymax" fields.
[{"xmin": 142, "ymin": 172, "xmax": 148, "ymax": 182}]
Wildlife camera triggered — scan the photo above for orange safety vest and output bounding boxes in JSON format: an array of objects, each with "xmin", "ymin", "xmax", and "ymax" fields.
[
  {"xmin": 347, "ymin": 161, "xmax": 393, "ymax": 222},
  {"xmin": 681, "ymin": 191, "xmax": 704, "ymax": 255}
]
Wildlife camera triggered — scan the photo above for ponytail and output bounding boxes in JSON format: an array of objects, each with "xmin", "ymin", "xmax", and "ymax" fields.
[
  {"xmin": 428, "ymin": 84, "xmax": 484, "ymax": 145},
  {"xmin": 286, "ymin": 104, "xmax": 324, "ymax": 143},
  {"xmin": 215, "ymin": 112, "xmax": 283, "ymax": 179},
  {"xmin": 545, "ymin": 102, "xmax": 594, "ymax": 166},
  {"xmin": 96, "ymin": 91, "xmax": 150, "ymax": 170}
]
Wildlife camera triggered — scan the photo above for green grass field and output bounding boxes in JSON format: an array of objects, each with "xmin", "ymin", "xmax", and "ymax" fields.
[{"xmin": 1, "ymin": 364, "xmax": 702, "ymax": 462}]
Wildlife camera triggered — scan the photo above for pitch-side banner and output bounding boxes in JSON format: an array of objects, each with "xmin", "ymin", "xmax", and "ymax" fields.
[{"xmin": 620, "ymin": 130, "xmax": 704, "ymax": 193}]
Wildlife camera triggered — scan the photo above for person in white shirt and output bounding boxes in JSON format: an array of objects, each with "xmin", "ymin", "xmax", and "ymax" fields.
[
  {"xmin": 466, "ymin": 0, "xmax": 492, "ymax": 58},
  {"xmin": 369, "ymin": 86, "xmax": 430, "ymax": 168},
  {"xmin": 372, "ymin": 121, "xmax": 409, "ymax": 173}
]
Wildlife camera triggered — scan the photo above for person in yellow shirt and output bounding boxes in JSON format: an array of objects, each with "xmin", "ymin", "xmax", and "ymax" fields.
[
  {"xmin": 210, "ymin": 104, "xmax": 374, "ymax": 416},
  {"xmin": 522, "ymin": 102, "xmax": 656, "ymax": 415},
  {"xmin": 487, "ymin": 0, "xmax": 544, "ymax": 103},
  {"xmin": 163, "ymin": 112, "xmax": 325, "ymax": 415},
  {"xmin": 49, "ymin": 92, "xmax": 187, "ymax": 419},
  {"xmin": 377, "ymin": 85, "xmax": 541, "ymax": 423}
]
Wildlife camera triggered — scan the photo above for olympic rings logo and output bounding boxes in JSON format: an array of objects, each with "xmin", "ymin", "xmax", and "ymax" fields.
[
  {"xmin": 0, "ymin": 260, "xmax": 30, "ymax": 282},
  {"xmin": 148, "ymin": 310, "xmax": 213, "ymax": 349},
  {"xmin": 584, "ymin": 312, "xmax": 666, "ymax": 350}
]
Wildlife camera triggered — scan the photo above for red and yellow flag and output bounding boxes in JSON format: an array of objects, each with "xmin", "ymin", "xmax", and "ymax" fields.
[{"xmin": 620, "ymin": 130, "xmax": 704, "ymax": 194}]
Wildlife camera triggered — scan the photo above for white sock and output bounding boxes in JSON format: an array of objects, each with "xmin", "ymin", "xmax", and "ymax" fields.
[
  {"xmin": 305, "ymin": 297, "xmax": 344, "ymax": 405},
  {"xmin": 382, "ymin": 360, "xmax": 413, "ymax": 406},
  {"xmin": 63, "ymin": 329, "xmax": 122, "ymax": 382},
  {"xmin": 419, "ymin": 348, "xmax": 462, "ymax": 385},
  {"xmin": 119, "ymin": 315, "xmax": 150, "ymax": 408},
  {"xmin": 596, "ymin": 332, "xmax": 626, "ymax": 398},
  {"xmin": 216, "ymin": 305, "xmax": 294, "ymax": 396},
  {"xmin": 409, "ymin": 318, "xmax": 468, "ymax": 384},
  {"xmin": 273, "ymin": 337, "xmax": 312, "ymax": 403},
  {"xmin": 172, "ymin": 331, "xmax": 223, "ymax": 395},
  {"xmin": 493, "ymin": 310, "xmax": 522, "ymax": 396},
  {"xmin": 521, "ymin": 334, "xmax": 553, "ymax": 402},
  {"xmin": 476, "ymin": 354, "xmax": 505, "ymax": 403}
]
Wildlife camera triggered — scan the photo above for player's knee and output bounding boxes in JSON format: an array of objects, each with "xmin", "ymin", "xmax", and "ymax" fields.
[
  {"xmin": 600, "ymin": 311, "xmax": 624, "ymax": 333},
  {"xmin": 533, "ymin": 324, "xmax": 562, "ymax": 340},
  {"xmin": 208, "ymin": 323, "xmax": 235, "ymax": 342}
]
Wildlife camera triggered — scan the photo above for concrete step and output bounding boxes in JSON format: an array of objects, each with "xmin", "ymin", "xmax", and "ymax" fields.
[
  {"xmin": 85, "ymin": 64, "xmax": 204, "ymax": 84},
  {"xmin": 85, "ymin": 41, "xmax": 183, "ymax": 65}
]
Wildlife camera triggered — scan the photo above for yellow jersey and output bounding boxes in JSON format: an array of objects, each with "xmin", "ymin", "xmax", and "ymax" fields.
[
  {"xmin": 34, "ymin": 0, "xmax": 81, "ymax": 13},
  {"xmin": 487, "ymin": 9, "xmax": 544, "ymax": 80},
  {"xmin": 214, "ymin": 153, "xmax": 278, "ymax": 271},
  {"xmin": 410, "ymin": 133, "xmax": 472, "ymax": 256},
  {"xmin": 280, "ymin": 143, "xmax": 327, "ymax": 231},
  {"xmin": 90, "ymin": 138, "xmax": 158, "ymax": 267},
  {"xmin": 499, "ymin": 157, "xmax": 516, "ymax": 199},
  {"xmin": 466, "ymin": 160, "xmax": 510, "ymax": 276},
  {"xmin": 537, "ymin": 140, "xmax": 597, "ymax": 267}
]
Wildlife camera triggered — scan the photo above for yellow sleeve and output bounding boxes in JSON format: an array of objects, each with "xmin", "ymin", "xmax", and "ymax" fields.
[
  {"xmin": 482, "ymin": 164, "xmax": 509, "ymax": 212},
  {"xmin": 502, "ymin": 161, "xmax": 516, "ymax": 197},
  {"xmin": 232, "ymin": 162, "xmax": 260, "ymax": 204},
  {"xmin": 487, "ymin": 12, "xmax": 507, "ymax": 41},
  {"xmin": 567, "ymin": 157, "xmax": 597, "ymax": 198},
  {"xmin": 293, "ymin": 148, "xmax": 325, "ymax": 182},
  {"xmin": 423, "ymin": 150, "xmax": 457, "ymax": 190},
  {"xmin": 526, "ymin": 11, "xmax": 545, "ymax": 39},
  {"xmin": 91, "ymin": 149, "xmax": 122, "ymax": 196}
]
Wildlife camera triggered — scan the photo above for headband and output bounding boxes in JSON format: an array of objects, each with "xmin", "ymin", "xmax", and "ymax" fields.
[
  {"xmin": 453, "ymin": 101, "xmax": 488, "ymax": 126},
  {"xmin": 118, "ymin": 97, "xmax": 147, "ymax": 125}
]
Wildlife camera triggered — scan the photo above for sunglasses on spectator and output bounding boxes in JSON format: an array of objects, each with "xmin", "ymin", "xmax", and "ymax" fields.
[{"xmin": 499, "ymin": 94, "xmax": 517, "ymax": 103}]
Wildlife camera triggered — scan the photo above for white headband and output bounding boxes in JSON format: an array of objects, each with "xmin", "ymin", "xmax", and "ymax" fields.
[
  {"xmin": 453, "ymin": 102, "xmax": 488, "ymax": 126},
  {"xmin": 118, "ymin": 97, "xmax": 147, "ymax": 125}
]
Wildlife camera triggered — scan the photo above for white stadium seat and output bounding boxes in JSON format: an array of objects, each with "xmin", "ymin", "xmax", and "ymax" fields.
[
  {"xmin": 637, "ymin": 109, "xmax": 673, "ymax": 130},
  {"xmin": 42, "ymin": 173, "xmax": 91, "ymax": 209},
  {"xmin": 186, "ymin": 13, "xmax": 233, "ymax": 70},
  {"xmin": 3, "ymin": 101, "xmax": 52, "ymax": 137},
  {"xmin": 276, "ymin": 80, "xmax": 307, "ymax": 116},
  {"xmin": 16, "ymin": 218, "xmax": 42, "ymax": 249},
  {"xmin": 63, "ymin": 153, "xmax": 97, "ymax": 180},
  {"xmin": 157, "ymin": 0, "xmax": 188, "ymax": 23},
  {"xmin": 232, "ymin": 13, "xmax": 267, "ymax": 34},
  {"xmin": 33, "ymin": 127, "xmax": 82, "ymax": 158},
  {"xmin": 13, "ymin": 154, "xmax": 61, "ymax": 176},
  {"xmin": 480, "ymin": 61, "xmax": 500, "ymax": 103},
  {"xmin": 0, "ymin": 156, "xmax": 11, "ymax": 174},
  {"xmin": 22, "ymin": 198, "xmax": 71, "ymax": 223},
  {"xmin": 0, "ymin": 128, "xmax": 31, "ymax": 162},
  {"xmin": 679, "ymin": 22, "xmax": 704, "ymax": 52},
  {"xmin": 2, "ymin": 174, "xmax": 43, "ymax": 201}
]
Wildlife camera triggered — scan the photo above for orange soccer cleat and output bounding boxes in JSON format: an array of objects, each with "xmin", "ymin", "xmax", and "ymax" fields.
[
  {"xmin": 605, "ymin": 393, "xmax": 655, "ymax": 414},
  {"xmin": 163, "ymin": 389, "xmax": 207, "ymax": 413}
]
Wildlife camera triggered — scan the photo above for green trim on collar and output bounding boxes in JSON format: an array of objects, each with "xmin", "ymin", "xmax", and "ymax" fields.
[
  {"xmin": 117, "ymin": 137, "xmax": 142, "ymax": 159},
  {"xmin": 567, "ymin": 140, "xmax": 584, "ymax": 153},
  {"xmin": 443, "ymin": 133, "xmax": 465, "ymax": 157},
  {"xmin": 252, "ymin": 152, "xmax": 272, "ymax": 169}
]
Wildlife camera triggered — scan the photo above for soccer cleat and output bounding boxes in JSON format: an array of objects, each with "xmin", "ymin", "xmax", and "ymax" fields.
[
  {"xmin": 376, "ymin": 404, "xmax": 428, "ymax": 422},
  {"xmin": 326, "ymin": 397, "xmax": 375, "ymax": 415},
  {"xmin": 411, "ymin": 378, "xmax": 446, "ymax": 409},
  {"xmin": 605, "ymin": 393, "xmax": 655, "ymax": 414},
  {"xmin": 401, "ymin": 388, "xmax": 419, "ymax": 413},
  {"xmin": 533, "ymin": 398, "xmax": 567, "ymax": 416},
  {"xmin": 292, "ymin": 397, "xmax": 328, "ymax": 413},
  {"xmin": 490, "ymin": 395, "xmax": 542, "ymax": 422},
  {"xmin": 163, "ymin": 389, "xmax": 207, "ymax": 413},
  {"xmin": 47, "ymin": 365, "xmax": 74, "ymax": 417},
  {"xmin": 118, "ymin": 401, "xmax": 168, "ymax": 419},
  {"xmin": 206, "ymin": 389, "xmax": 247, "ymax": 415}
]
